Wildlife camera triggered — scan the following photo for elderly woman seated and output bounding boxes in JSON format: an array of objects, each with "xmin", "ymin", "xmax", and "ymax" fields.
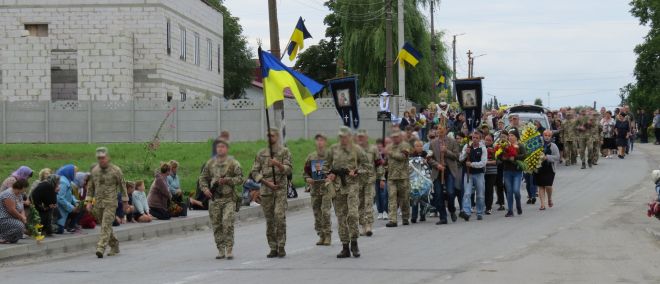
[{"xmin": 0, "ymin": 179, "xmax": 30, "ymax": 244}]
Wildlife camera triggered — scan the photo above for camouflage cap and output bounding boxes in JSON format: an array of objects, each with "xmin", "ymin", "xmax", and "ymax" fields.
[
  {"xmin": 95, "ymin": 147, "xmax": 108, "ymax": 158},
  {"xmin": 390, "ymin": 129, "xmax": 402, "ymax": 137},
  {"xmin": 357, "ymin": 129, "xmax": 368, "ymax": 137},
  {"xmin": 268, "ymin": 128, "xmax": 280, "ymax": 135},
  {"xmin": 338, "ymin": 126, "xmax": 352, "ymax": 137}
]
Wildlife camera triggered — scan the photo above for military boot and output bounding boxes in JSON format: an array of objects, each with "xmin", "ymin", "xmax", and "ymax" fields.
[
  {"xmin": 322, "ymin": 234, "xmax": 332, "ymax": 246},
  {"xmin": 107, "ymin": 243, "xmax": 120, "ymax": 256},
  {"xmin": 350, "ymin": 240, "xmax": 360, "ymax": 258},
  {"xmin": 95, "ymin": 247, "xmax": 105, "ymax": 259},
  {"xmin": 216, "ymin": 247, "xmax": 226, "ymax": 259},
  {"xmin": 337, "ymin": 243, "xmax": 351, "ymax": 258},
  {"xmin": 225, "ymin": 247, "xmax": 233, "ymax": 260},
  {"xmin": 316, "ymin": 235, "xmax": 325, "ymax": 246},
  {"xmin": 581, "ymin": 162, "xmax": 586, "ymax": 169},
  {"xmin": 277, "ymin": 246, "xmax": 286, "ymax": 258},
  {"xmin": 267, "ymin": 248, "xmax": 278, "ymax": 258},
  {"xmin": 365, "ymin": 224, "xmax": 373, "ymax": 237}
]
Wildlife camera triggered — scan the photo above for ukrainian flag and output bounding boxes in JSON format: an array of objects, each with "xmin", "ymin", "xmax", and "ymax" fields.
[
  {"xmin": 286, "ymin": 17, "xmax": 312, "ymax": 61},
  {"xmin": 396, "ymin": 42, "xmax": 423, "ymax": 68},
  {"xmin": 259, "ymin": 48, "xmax": 323, "ymax": 116},
  {"xmin": 435, "ymin": 72, "xmax": 447, "ymax": 88}
]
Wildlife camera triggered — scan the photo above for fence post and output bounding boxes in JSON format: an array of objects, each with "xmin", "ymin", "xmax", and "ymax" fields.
[
  {"xmin": 45, "ymin": 101, "xmax": 49, "ymax": 143},
  {"xmin": 175, "ymin": 100, "xmax": 179, "ymax": 142},
  {"xmin": 87, "ymin": 100, "xmax": 92, "ymax": 144},
  {"xmin": 131, "ymin": 99, "xmax": 136, "ymax": 142},
  {"xmin": 2, "ymin": 101, "xmax": 6, "ymax": 144},
  {"xmin": 216, "ymin": 99, "xmax": 221, "ymax": 136}
]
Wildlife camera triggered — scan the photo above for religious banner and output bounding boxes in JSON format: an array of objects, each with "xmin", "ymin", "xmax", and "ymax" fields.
[
  {"xmin": 328, "ymin": 76, "xmax": 360, "ymax": 129},
  {"xmin": 454, "ymin": 78, "xmax": 484, "ymax": 131}
]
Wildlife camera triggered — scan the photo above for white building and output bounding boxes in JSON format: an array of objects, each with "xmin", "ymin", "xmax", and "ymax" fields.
[{"xmin": 0, "ymin": 0, "xmax": 223, "ymax": 102}]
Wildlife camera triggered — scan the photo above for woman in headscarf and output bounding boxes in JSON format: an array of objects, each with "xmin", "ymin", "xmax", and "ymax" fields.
[
  {"xmin": 30, "ymin": 174, "xmax": 60, "ymax": 236},
  {"xmin": 56, "ymin": 164, "xmax": 80, "ymax": 234},
  {"xmin": 72, "ymin": 172, "xmax": 90, "ymax": 201},
  {"xmin": 1, "ymin": 166, "xmax": 34, "ymax": 191}
]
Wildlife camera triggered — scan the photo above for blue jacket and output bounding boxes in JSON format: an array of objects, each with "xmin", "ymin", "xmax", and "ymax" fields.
[{"xmin": 56, "ymin": 165, "xmax": 78, "ymax": 226}]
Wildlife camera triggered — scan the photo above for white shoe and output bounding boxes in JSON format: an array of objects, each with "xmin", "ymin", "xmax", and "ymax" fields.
[
  {"xmin": 377, "ymin": 213, "xmax": 383, "ymax": 220},
  {"xmin": 250, "ymin": 201, "xmax": 260, "ymax": 207},
  {"xmin": 383, "ymin": 212, "xmax": 389, "ymax": 220}
]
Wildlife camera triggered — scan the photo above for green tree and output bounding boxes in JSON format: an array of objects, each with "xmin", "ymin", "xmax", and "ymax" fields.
[
  {"xmin": 333, "ymin": 0, "xmax": 451, "ymax": 104},
  {"xmin": 627, "ymin": 0, "xmax": 660, "ymax": 111},
  {"xmin": 534, "ymin": 98, "xmax": 543, "ymax": 106},
  {"xmin": 206, "ymin": 0, "xmax": 255, "ymax": 99},
  {"xmin": 294, "ymin": 39, "xmax": 338, "ymax": 82}
]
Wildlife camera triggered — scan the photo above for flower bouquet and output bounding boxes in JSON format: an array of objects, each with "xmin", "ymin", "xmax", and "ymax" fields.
[
  {"xmin": 26, "ymin": 205, "xmax": 45, "ymax": 242},
  {"xmin": 494, "ymin": 140, "xmax": 528, "ymax": 171}
]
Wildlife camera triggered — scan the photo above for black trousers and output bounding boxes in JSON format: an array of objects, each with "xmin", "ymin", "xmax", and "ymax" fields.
[
  {"xmin": 485, "ymin": 174, "xmax": 497, "ymax": 211},
  {"xmin": 495, "ymin": 167, "xmax": 506, "ymax": 206},
  {"xmin": 37, "ymin": 208, "xmax": 54, "ymax": 235},
  {"xmin": 149, "ymin": 207, "xmax": 171, "ymax": 220}
]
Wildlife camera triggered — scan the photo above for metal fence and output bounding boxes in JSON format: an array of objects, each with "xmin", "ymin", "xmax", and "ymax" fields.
[{"xmin": 0, "ymin": 98, "xmax": 411, "ymax": 143}]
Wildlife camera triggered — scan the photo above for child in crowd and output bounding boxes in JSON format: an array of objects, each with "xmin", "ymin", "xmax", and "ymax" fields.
[
  {"xmin": 409, "ymin": 140, "xmax": 432, "ymax": 223},
  {"xmin": 132, "ymin": 180, "xmax": 152, "ymax": 223},
  {"xmin": 125, "ymin": 181, "xmax": 136, "ymax": 222}
]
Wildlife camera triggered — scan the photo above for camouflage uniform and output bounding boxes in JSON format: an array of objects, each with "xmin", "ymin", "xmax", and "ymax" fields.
[
  {"xmin": 199, "ymin": 155, "xmax": 244, "ymax": 259},
  {"xmin": 326, "ymin": 127, "xmax": 368, "ymax": 257},
  {"xmin": 356, "ymin": 133, "xmax": 383, "ymax": 236},
  {"xmin": 303, "ymin": 149, "xmax": 334, "ymax": 245},
  {"xmin": 86, "ymin": 150, "xmax": 127, "ymax": 258},
  {"xmin": 385, "ymin": 135, "xmax": 412, "ymax": 224},
  {"xmin": 250, "ymin": 142, "xmax": 292, "ymax": 257},
  {"xmin": 590, "ymin": 115, "xmax": 602, "ymax": 165},
  {"xmin": 576, "ymin": 116, "xmax": 593, "ymax": 168},
  {"xmin": 562, "ymin": 118, "xmax": 578, "ymax": 165}
]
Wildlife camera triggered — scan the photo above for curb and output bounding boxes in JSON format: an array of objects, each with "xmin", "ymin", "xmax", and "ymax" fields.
[{"xmin": 0, "ymin": 195, "xmax": 311, "ymax": 263}]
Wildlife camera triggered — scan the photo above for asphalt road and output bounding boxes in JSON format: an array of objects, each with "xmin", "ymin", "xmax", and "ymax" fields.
[{"xmin": 3, "ymin": 144, "xmax": 659, "ymax": 284}]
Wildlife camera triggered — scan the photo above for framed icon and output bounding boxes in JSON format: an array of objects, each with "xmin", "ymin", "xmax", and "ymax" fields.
[
  {"xmin": 337, "ymin": 89, "xmax": 351, "ymax": 107},
  {"xmin": 462, "ymin": 89, "xmax": 477, "ymax": 108}
]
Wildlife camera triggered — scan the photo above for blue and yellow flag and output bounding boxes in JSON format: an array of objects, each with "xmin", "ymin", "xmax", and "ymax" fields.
[
  {"xmin": 435, "ymin": 72, "xmax": 447, "ymax": 89},
  {"xmin": 259, "ymin": 48, "xmax": 322, "ymax": 116},
  {"xmin": 396, "ymin": 42, "xmax": 422, "ymax": 68},
  {"xmin": 286, "ymin": 17, "xmax": 312, "ymax": 61}
]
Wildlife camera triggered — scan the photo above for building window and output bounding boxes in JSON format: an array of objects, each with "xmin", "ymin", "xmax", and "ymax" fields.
[
  {"xmin": 207, "ymin": 39, "xmax": 213, "ymax": 71},
  {"xmin": 194, "ymin": 33, "xmax": 200, "ymax": 66},
  {"xmin": 179, "ymin": 26, "xmax": 186, "ymax": 61},
  {"xmin": 166, "ymin": 19, "xmax": 171, "ymax": 55},
  {"xmin": 25, "ymin": 24, "xmax": 48, "ymax": 37},
  {"xmin": 180, "ymin": 89, "xmax": 187, "ymax": 102},
  {"xmin": 217, "ymin": 44, "xmax": 222, "ymax": 74}
]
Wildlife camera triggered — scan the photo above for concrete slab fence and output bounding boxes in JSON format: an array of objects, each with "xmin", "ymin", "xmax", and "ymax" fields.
[{"xmin": 0, "ymin": 98, "xmax": 411, "ymax": 143}]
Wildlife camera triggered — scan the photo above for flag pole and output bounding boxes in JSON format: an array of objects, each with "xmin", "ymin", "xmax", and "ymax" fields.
[
  {"xmin": 280, "ymin": 39, "xmax": 292, "ymax": 60},
  {"xmin": 260, "ymin": 47, "xmax": 278, "ymax": 186}
]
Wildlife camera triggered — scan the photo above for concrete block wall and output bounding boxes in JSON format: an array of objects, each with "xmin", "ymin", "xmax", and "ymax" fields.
[{"xmin": 0, "ymin": 0, "xmax": 223, "ymax": 101}]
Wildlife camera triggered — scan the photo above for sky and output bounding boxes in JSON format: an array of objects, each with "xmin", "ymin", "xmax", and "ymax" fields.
[{"xmin": 224, "ymin": 0, "xmax": 648, "ymax": 110}]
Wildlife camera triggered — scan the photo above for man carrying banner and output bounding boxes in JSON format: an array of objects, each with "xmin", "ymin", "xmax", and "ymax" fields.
[
  {"xmin": 303, "ymin": 134, "xmax": 333, "ymax": 246},
  {"xmin": 251, "ymin": 128, "xmax": 292, "ymax": 258}
]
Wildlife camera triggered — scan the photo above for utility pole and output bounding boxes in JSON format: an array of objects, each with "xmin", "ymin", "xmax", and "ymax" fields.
[
  {"xmin": 397, "ymin": 0, "xmax": 405, "ymax": 116},
  {"xmin": 452, "ymin": 35, "xmax": 457, "ymax": 80},
  {"xmin": 267, "ymin": 0, "xmax": 284, "ymax": 134},
  {"xmin": 471, "ymin": 53, "xmax": 486, "ymax": 78},
  {"xmin": 467, "ymin": 49, "xmax": 473, "ymax": 78},
  {"xmin": 430, "ymin": 1, "xmax": 436, "ymax": 100},
  {"xmin": 385, "ymin": 0, "xmax": 393, "ymax": 96}
]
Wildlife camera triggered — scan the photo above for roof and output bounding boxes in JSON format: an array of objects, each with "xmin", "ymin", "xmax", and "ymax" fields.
[
  {"xmin": 507, "ymin": 105, "xmax": 548, "ymax": 114},
  {"xmin": 200, "ymin": 0, "xmax": 222, "ymax": 13}
]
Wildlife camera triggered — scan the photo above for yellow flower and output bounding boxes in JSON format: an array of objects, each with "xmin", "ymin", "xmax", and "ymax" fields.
[
  {"xmin": 35, "ymin": 235, "xmax": 45, "ymax": 242},
  {"xmin": 35, "ymin": 224, "xmax": 43, "ymax": 229}
]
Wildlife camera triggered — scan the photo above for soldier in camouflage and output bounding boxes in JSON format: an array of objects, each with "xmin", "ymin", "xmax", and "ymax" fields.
[
  {"xmin": 251, "ymin": 128, "xmax": 292, "ymax": 258},
  {"xmin": 356, "ymin": 129, "xmax": 382, "ymax": 237},
  {"xmin": 589, "ymin": 112, "xmax": 602, "ymax": 166},
  {"xmin": 199, "ymin": 139, "xmax": 244, "ymax": 260},
  {"xmin": 385, "ymin": 129, "xmax": 412, "ymax": 227},
  {"xmin": 303, "ymin": 134, "xmax": 333, "ymax": 246},
  {"xmin": 85, "ymin": 147, "xmax": 128, "ymax": 258},
  {"xmin": 576, "ymin": 109, "xmax": 594, "ymax": 169},
  {"xmin": 326, "ymin": 126, "xmax": 368, "ymax": 258},
  {"xmin": 562, "ymin": 111, "xmax": 578, "ymax": 166}
]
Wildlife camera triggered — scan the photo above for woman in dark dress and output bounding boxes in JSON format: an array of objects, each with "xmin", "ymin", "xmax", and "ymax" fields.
[
  {"xmin": 534, "ymin": 130, "xmax": 561, "ymax": 210},
  {"xmin": 31, "ymin": 175, "xmax": 60, "ymax": 236},
  {"xmin": 614, "ymin": 113, "xmax": 630, "ymax": 159}
]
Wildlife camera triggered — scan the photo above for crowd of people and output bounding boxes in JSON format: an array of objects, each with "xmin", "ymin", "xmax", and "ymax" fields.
[{"xmin": 0, "ymin": 103, "xmax": 656, "ymax": 261}]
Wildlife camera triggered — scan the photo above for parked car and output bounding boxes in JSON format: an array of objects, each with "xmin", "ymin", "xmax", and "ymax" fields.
[{"xmin": 502, "ymin": 105, "xmax": 551, "ymax": 129}]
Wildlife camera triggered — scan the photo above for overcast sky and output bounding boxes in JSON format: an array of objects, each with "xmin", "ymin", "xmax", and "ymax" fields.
[{"xmin": 225, "ymin": 0, "xmax": 647, "ymax": 109}]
